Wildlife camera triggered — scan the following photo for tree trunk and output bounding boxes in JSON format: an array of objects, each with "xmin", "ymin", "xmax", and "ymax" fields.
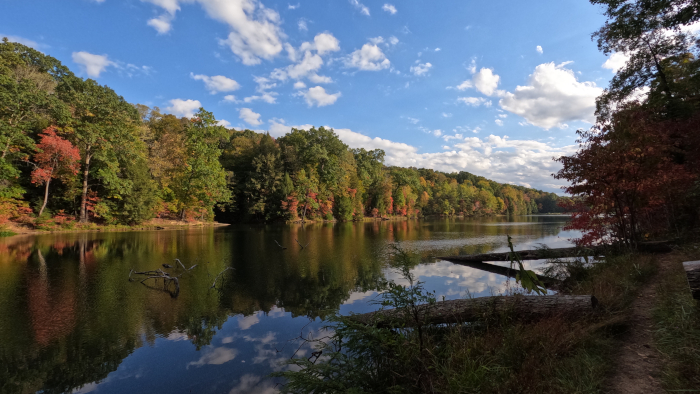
[
  {"xmin": 683, "ymin": 261, "xmax": 700, "ymax": 300},
  {"xmin": 437, "ymin": 246, "xmax": 606, "ymax": 263},
  {"xmin": 38, "ymin": 177, "xmax": 51, "ymax": 217},
  {"xmin": 79, "ymin": 153, "xmax": 92, "ymax": 223},
  {"xmin": 351, "ymin": 295, "xmax": 599, "ymax": 328},
  {"xmin": 444, "ymin": 259, "xmax": 561, "ymax": 287}
]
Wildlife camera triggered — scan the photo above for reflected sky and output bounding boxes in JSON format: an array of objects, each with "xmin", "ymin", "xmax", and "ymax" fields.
[{"xmin": 0, "ymin": 215, "xmax": 576, "ymax": 394}]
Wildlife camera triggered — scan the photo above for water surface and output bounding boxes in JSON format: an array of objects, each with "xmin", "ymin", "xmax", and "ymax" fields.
[{"xmin": 0, "ymin": 216, "xmax": 576, "ymax": 394}]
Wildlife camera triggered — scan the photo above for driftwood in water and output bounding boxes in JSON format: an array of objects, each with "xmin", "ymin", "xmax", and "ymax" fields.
[
  {"xmin": 437, "ymin": 241, "xmax": 672, "ymax": 264},
  {"xmin": 683, "ymin": 261, "xmax": 700, "ymax": 300},
  {"xmin": 129, "ymin": 268, "xmax": 181, "ymax": 297},
  {"xmin": 445, "ymin": 260, "xmax": 561, "ymax": 287},
  {"xmin": 351, "ymin": 295, "xmax": 598, "ymax": 328},
  {"xmin": 437, "ymin": 246, "xmax": 605, "ymax": 263}
]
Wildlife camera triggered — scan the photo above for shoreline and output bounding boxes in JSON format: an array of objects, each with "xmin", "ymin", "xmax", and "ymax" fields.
[{"xmin": 1, "ymin": 220, "xmax": 230, "ymax": 237}]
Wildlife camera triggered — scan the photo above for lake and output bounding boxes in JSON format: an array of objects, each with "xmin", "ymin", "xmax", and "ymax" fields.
[{"xmin": 0, "ymin": 216, "xmax": 578, "ymax": 394}]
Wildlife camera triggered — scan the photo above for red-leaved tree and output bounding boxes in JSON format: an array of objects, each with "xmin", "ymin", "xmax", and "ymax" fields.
[{"xmin": 31, "ymin": 127, "xmax": 81, "ymax": 217}]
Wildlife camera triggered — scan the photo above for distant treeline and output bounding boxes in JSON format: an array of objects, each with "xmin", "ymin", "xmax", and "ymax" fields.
[{"xmin": 0, "ymin": 38, "xmax": 567, "ymax": 227}]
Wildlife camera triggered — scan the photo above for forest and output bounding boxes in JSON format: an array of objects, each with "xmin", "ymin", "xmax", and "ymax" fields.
[{"xmin": 0, "ymin": 38, "xmax": 566, "ymax": 229}]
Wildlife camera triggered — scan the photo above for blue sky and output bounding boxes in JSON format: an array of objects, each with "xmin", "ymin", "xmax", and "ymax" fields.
[{"xmin": 1, "ymin": 0, "xmax": 621, "ymax": 192}]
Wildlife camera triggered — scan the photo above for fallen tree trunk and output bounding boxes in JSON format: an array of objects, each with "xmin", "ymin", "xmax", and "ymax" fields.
[
  {"xmin": 683, "ymin": 261, "xmax": 700, "ymax": 300},
  {"xmin": 437, "ymin": 246, "xmax": 605, "ymax": 263},
  {"xmin": 351, "ymin": 295, "xmax": 598, "ymax": 328},
  {"xmin": 443, "ymin": 259, "xmax": 561, "ymax": 287}
]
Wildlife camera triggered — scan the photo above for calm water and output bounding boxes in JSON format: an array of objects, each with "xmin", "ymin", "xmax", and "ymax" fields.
[{"xmin": 0, "ymin": 216, "xmax": 577, "ymax": 394}]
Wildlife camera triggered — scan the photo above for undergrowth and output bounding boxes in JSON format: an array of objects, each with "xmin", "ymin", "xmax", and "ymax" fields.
[
  {"xmin": 653, "ymin": 252, "xmax": 700, "ymax": 391},
  {"xmin": 274, "ymin": 243, "xmax": 661, "ymax": 393}
]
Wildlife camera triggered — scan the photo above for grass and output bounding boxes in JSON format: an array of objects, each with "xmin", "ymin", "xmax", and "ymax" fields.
[
  {"xmin": 276, "ymin": 247, "xmax": 659, "ymax": 394},
  {"xmin": 653, "ymin": 251, "xmax": 700, "ymax": 391}
]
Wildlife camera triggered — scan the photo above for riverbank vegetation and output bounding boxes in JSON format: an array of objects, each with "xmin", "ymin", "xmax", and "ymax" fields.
[{"xmin": 1, "ymin": 38, "xmax": 566, "ymax": 233}]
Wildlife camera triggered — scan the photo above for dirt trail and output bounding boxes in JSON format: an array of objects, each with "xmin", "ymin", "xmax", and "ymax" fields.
[{"xmin": 608, "ymin": 256, "xmax": 675, "ymax": 394}]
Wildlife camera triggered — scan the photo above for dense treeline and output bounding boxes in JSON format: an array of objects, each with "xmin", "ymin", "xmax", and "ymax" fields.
[
  {"xmin": 0, "ymin": 38, "xmax": 565, "ymax": 229},
  {"xmin": 556, "ymin": 0, "xmax": 700, "ymax": 246}
]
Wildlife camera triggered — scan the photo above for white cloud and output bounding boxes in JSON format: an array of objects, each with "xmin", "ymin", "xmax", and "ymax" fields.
[
  {"xmin": 458, "ymin": 97, "xmax": 492, "ymax": 107},
  {"xmin": 190, "ymin": 73, "xmax": 240, "ymax": 94},
  {"xmin": 165, "ymin": 98, "xmax": 202, "ymax": 118},
  {"xmin": 293, "ymin": 81, "xmax": 306, "ymax": 89},
  {"xmin": 329, "ymin": 128, "xmax": 574, "ymax": 192},
  {"xmin": 268, "ymin": 118, "xmax": 295, "ymax": 137},
  {"xmin": 454, "ymin": 80, "xmax": 473, "ymax": 90},
  {"xmin": 467, "ymin": 58, "xmax": 477, "ymax": 74},
  {"xmin": 435, "ymin": 47, "xmax": 441, "ymax": 52},
  {"xmin": 239, "ymin": 108, "xmax": 262, "ymax": 125},
  {"xmin": 147, "ymin": 14, "xmax": 173, "ymax": 34},
  {"xmin": 303, "ymin": 86, "xmax": 340, "ymax": 107},
  {"xmin": 288, "ymin": 3, "xmax": 299, "ymax": 9},
  {"xmin": 144, "ymin": 0, "xmax": 284, "ymax": 65},
  {"xmin": 442, "ymin": 112, "xmax": 453, "ymax": 118},
  {"xmin": 369, "ymin": 36, "xmax": 384, "ymax": 45},
  {"xmin": 238, "ymin": 313, "xmax": 260, "ymax": 329},
  {"xmin": 495, "ymin": 119, "xmax": 504, "ymax": 126},
  {"xmin": 217, "ymin": 119, "xmax": 232, "ymax": 127},
  {"xmin": 306, "ymin": 32, "xmax": 340, "ymax": 55},
  {"xmin": 407, "ymin": 117, "xmax": 419, "ymax": 124},
  {"xmin": 349, "ymin": 0, "xmax": 370, "ymax": 15},
  {"xmin": 243, "ymin": 93, "xmax": 278, "ymax": 103},
  {"xmin": 2, "ymin": 35, "xmax": 41, "ymax": 49},
  {"xmin": 382, "ymin": 4, "xmax": 397, "ymax": 14},
  {"xmin": 297, "ymin": 19, "xmax": 308, "ymax": 31},
  {"xmin": 308, "ymin": 73, "xmax": 333, "ymax": 83},
  {"xmin": 223, "ymin": 95, "xmax": 239, "ymax": 103},
  {"xmin": 72, "ymin": 51, "xmax": 115, "ymax": 78},
  {"xmin": 602, "ymin": 52, "xmax": 629, "ymax": 72},
  {"xmin": 388, "ymin": 36, "xmax": 399, "ymax": 45},
  {"xmin": 536, "ymin": 45, "xmax": 543, "ymax": 54},
  {"xmin": 472, "ymin": 68, "xmax": 500, "ymax": 96},
  {"xmin": 410, "ymin": 62, "xmax": 432, "ymax": 76},
  {"xmin": 346, "ymin": 43, "xmax": 390, "ymax": 71},
  {"xmin": 499, "ymin": 62, "xmax": 603, "ymax": 129}
]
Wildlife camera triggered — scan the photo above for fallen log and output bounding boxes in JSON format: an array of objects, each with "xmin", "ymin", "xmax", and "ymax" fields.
[
  {"xmin": 683, "ymin": 261, "xmax": 700, "ymax": 300},
  {"xmin": 351, "ymin": 295, "xmax": 598, "ymax": 328},
  {"xmin": 444, "ymin": 259, "xmax": 561, "ymax": 288},
  {"xmin": 437, "ymin": 246, "xmax": 605, "ymax": 263}
]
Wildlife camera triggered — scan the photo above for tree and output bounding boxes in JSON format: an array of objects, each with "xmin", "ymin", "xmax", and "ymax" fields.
[
  {"xmin": 171, "ymin": 108, "xmax": 231, "ymax": 220},
  {"xmin": 57, "ymin": 77, "xmax": 141, "ymax": 222},
  {"xmin": 30, "ymin": 126, "xmax": 80, "ymax": 216}
]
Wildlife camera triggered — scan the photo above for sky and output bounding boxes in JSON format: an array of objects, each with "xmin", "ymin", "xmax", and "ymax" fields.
[{"xmin": 1, "ymin": 0, "xmax": 621, "ymax": 193}]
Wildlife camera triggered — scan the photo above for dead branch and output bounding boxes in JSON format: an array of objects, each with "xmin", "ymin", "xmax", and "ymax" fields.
[
  {"xmin": 295, "ymin": 238, "xmax": 312, "ymax": 249},
  {"xmin": 210, "ymin": 267, "xmax": 234, "ymax": 289},
  {"xmin": 129, "ymin": 268, "xmax": 180, "ymax": 297},
  {"xmin": 275, "ymin": 240, "xmax": 287, "ymax": 250}
]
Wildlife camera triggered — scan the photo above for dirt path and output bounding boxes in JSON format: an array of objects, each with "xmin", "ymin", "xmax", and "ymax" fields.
[{"xmin": 607, "ymin": 255, "xmax": 675, "ymax": 394}]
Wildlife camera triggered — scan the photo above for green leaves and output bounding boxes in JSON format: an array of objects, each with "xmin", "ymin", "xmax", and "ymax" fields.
[{"xmin": 507, "ymin": 235, "xmax": 547, "ymax": 295}]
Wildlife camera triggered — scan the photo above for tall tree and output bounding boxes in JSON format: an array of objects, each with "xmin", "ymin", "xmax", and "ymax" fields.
[{"xmin": 30, "ymin": 126, "xmax": 80, "ymax": 216}]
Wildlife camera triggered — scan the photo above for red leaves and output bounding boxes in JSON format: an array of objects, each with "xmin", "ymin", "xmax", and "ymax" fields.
[
  {"xmin": 31, "ymin": 126, "xmax": 80, "ymax": 185},
  {"xmin": 555, "ymin": 106, "xmax": 698, "ymax": 245}
]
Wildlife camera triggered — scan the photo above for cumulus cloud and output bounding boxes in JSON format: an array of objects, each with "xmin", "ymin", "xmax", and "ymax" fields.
[
  {"xmin": 349, "ymin": 0, "xmax": 370, "ymax": 15},
  {"xmin": 303, "ymin": 86, "xmax": 340, "ymax": 107},
  {"xmin": 188, "ymin": 347, "xmax": 238, "ymax": 367},
  {"xmin": 223, "ymin": 94, "xmax": 239, "ymax": 103},
  {"xmin": 331, "ymin": 128, "xmax": 574, "ymax": 192},
  {"xmin": 410, "ymin": 62, "xmax": 432, "ymax": 76},
  {"xmin": 451, "ymin": 67, "xmax": 499, "ymax": 95},
  {"xmin": 239, "ymin": 108, "xmax": 262, "ymax": 125},
  {"xmin": 302, "ymin": 32, "xmax": 340, "ymax": 55},
  {"xmin": 271, "ymin": 33, "xmax": 339, "ymax": 82},
  {"xmin": 472, "ymin": 68, "xmax": 500, "ymax": 96},
  {"xmin": 382, "ymin": 3, "xmax": 397, "ymax": 14},
  {"xmin": 190, "ymin": 73, "xmax": 240, "ymax": 94},
  {"xmin": 293, "ymin": 81, "xmax": 306, "ymax": 89},
  {"xmin": 143, "ymin": 0, "xmax": 285, "ymax": 65},
  {"xmin": 388, "ymin": 36, "xmax": 399, "ymax": 45},
  {"xmin": 602, "ymin": 52, "xmax": 629, "ymax": 72},
  {"xmin": 495, "ymin": 119, "xmax": 504, "ymax": 126},
  {"xmin": 536, "ymin": 45, "xmax": 543, "ymax": 54},
  {"xmin": 217, "ymin": 119, "xmax": 231, "ymax": 127},
  {"xmin": 458, "ymin": 97, "xmax": 492, "ymax": 107},
  {"xmin": 165, "ymin": 99, "xmax": 202, "ymax": 118},
  {"xmin": 72, "ymin": 51, "xmax": 115, "ymax": 78},
  {"xmin": 499, "ymin": 62, "xmax": 603, "ymax": 129},
  {"xmin": 346, "ymin": 42, "xmax": 390, "ymax": 71}
]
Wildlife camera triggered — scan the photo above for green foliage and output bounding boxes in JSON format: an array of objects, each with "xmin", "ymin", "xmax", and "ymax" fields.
[{"xmin": 507, "ymin": 235, "xmax": 547, "ymax": 295}]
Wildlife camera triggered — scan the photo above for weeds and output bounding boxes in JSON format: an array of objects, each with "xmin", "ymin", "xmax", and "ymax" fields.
[
  {"xmin": 653, "ymin": 259, "xmax": 700, "ymax": 391},
  {"xmin": 274, "ymin": 242, "xmax": 658, "ymax": 393}
]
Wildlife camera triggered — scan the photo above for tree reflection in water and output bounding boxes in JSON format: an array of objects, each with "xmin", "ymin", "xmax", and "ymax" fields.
[{"xmin": 0, "ymin": 216, "xmax": 571, "ymax": 393}]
